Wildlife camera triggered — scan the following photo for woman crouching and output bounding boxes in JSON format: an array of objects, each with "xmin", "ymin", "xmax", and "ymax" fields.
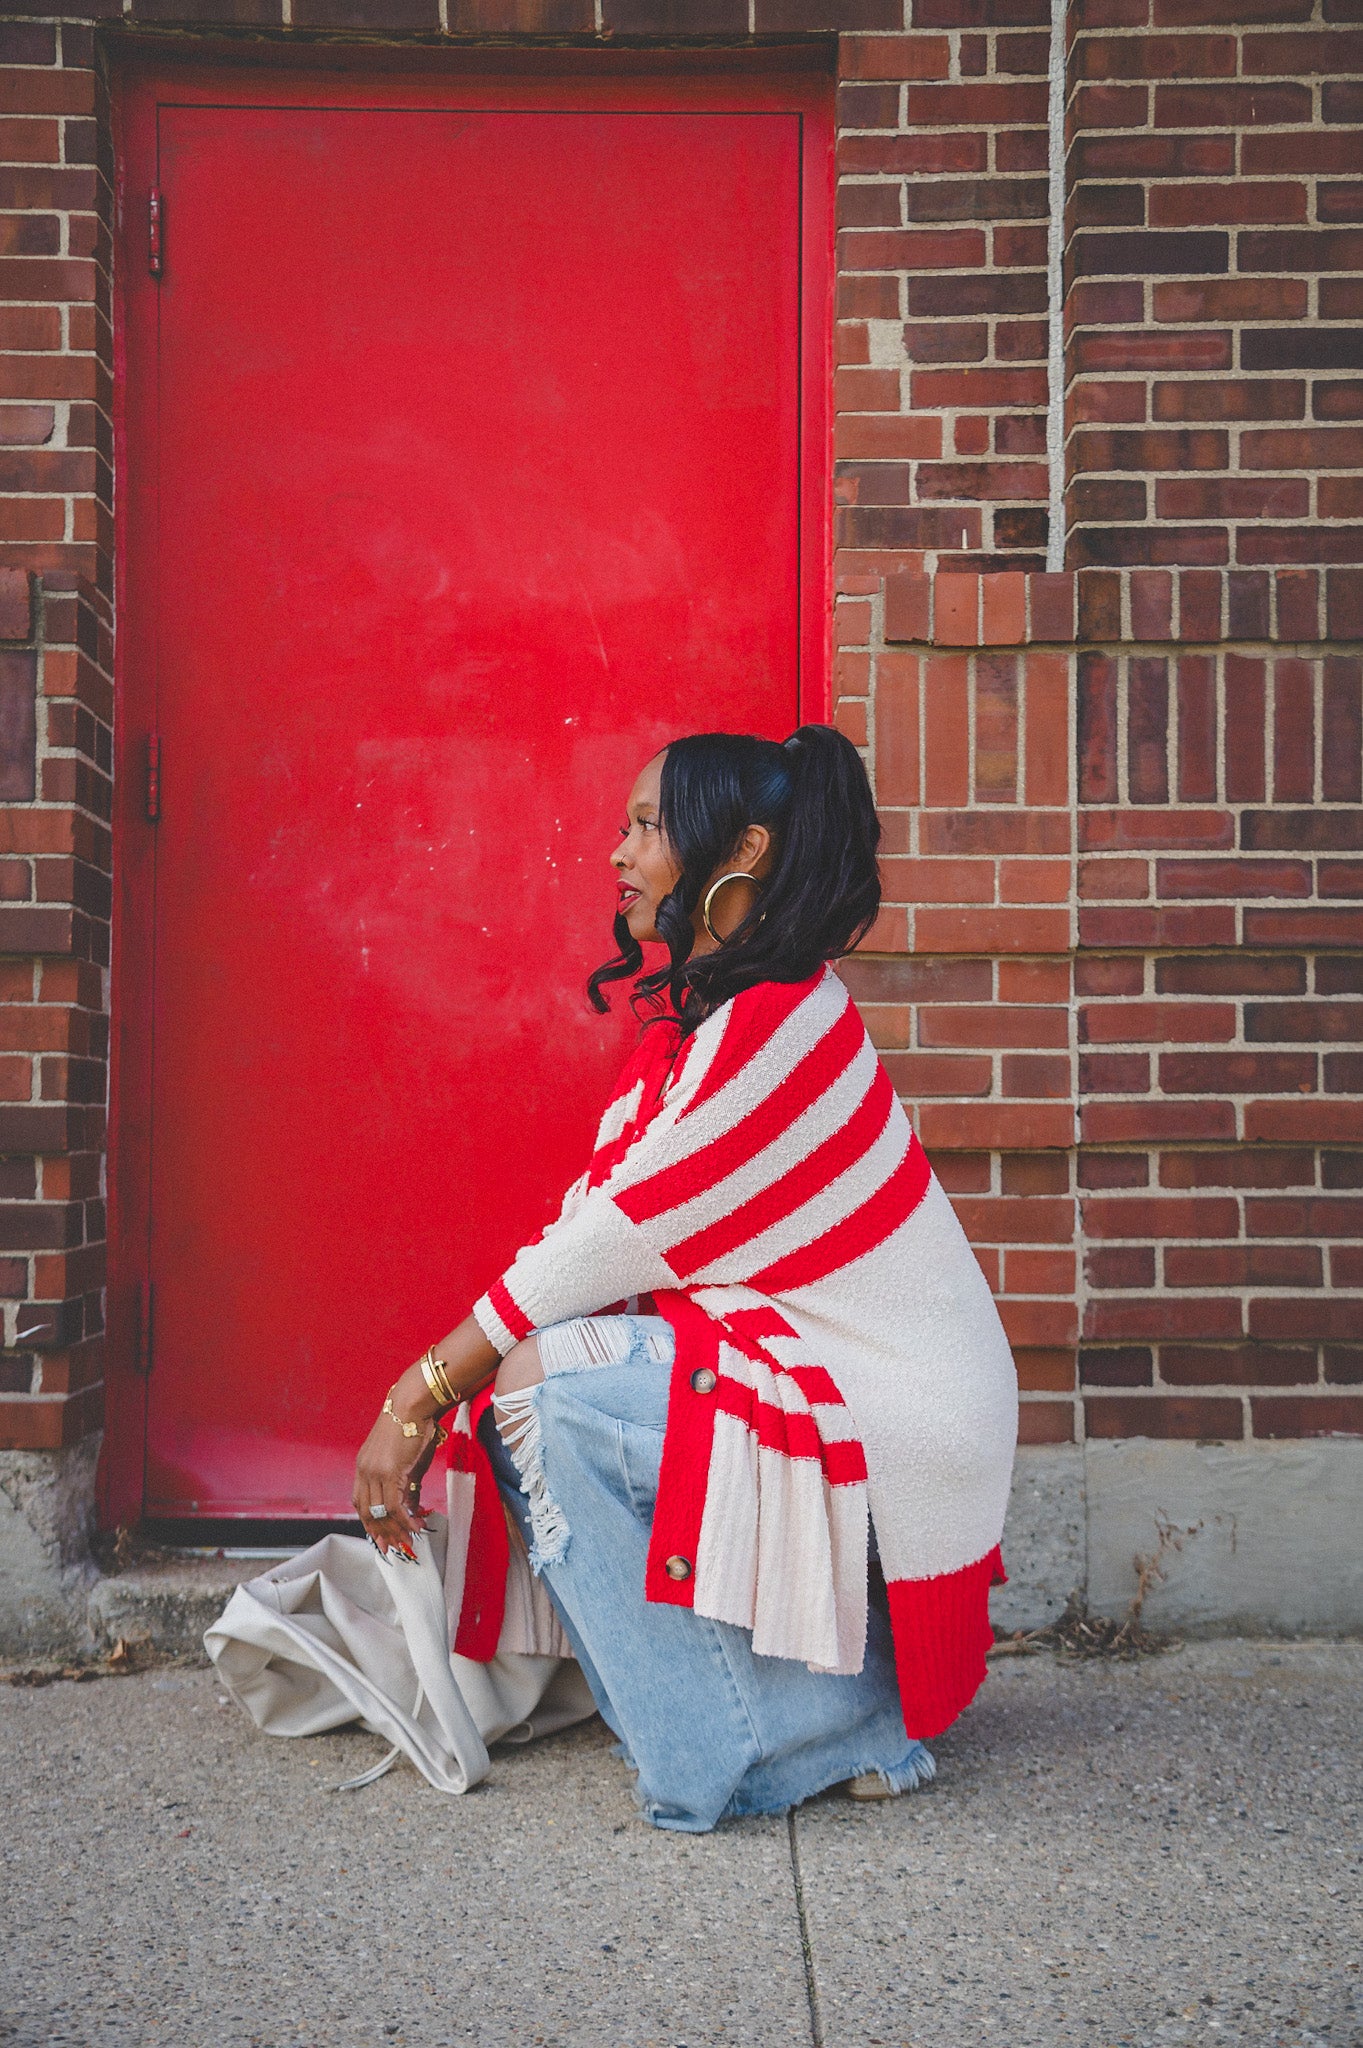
[{"xmin": 352, "ymin": 725, "xmax": 1018, "ymax": 1833}]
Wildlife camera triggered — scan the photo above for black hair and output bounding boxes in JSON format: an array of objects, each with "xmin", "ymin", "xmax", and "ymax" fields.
[{"xmin": 588, "ymin": 723, "xmax": 881, "ymax": 1034}]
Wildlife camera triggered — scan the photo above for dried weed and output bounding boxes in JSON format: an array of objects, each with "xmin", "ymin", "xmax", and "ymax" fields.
[
  {"xmin": 991, "ymin": 1515, "xmax": 1197, "ymax": 1662},
  {"xmin": 1, "ymin": 1636, "xmax": 161, "ymax": 1689}
]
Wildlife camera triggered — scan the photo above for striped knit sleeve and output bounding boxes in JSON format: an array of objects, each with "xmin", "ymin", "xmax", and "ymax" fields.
[{"xmin": 472, "ymin": 1192, "xmax": 680, "ymax": 1354}]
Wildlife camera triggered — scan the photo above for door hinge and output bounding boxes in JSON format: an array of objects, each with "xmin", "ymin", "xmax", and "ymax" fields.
[
  {"xmin": 148, "ymin": 188, "xmax": 163, "ymax": 278},
  {"xmin": 146, "ymin": 731, "xmax": 161, "ymax": 822},
  {"xmin": 135, "ymin": 1279, "xmax": 154, "ymax": 1377}
]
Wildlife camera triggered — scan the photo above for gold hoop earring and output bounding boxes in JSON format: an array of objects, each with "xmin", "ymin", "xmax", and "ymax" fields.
[{"xmin": 702, "ymin": 871, "xmax": 760, "ymax": 944}]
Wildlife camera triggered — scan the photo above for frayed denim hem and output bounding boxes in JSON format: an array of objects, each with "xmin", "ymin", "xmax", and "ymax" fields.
[
  {"xmin": 632, "ymin": 1740, "xmax": 938, "ymax": 1833},
  {"xmin": 862, "ymin": 1741, "xmax": 937, "ymax": 1796},
  {"xmin": 719, "ymin": 1740, "xmax": 937, "ymax": 1823}
]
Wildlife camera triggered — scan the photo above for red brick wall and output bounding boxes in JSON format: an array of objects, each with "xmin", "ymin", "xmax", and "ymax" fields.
[
  {"xmin": 0, "ymin": 13, "xmax": 113, "ymax": 1450},
  {"xmin": 835, "ymin": 560, "xmax": 1363, "ymax": 1444},
  {"xmin": 833, "ymin": 0, "xmax": 1362, "ymax": 1450},
  {"xmin": 0, "ymin": 570, "xmax": 111, "ymax": 1447},
  {"xmin": 1067, "ymin": 0, "xmax": 1363, "ymax": 575},
  {"xmin": 0, "ymin": 2, "xmax": 1358, "ymax": 1477},
  {"xmin": 837, "ymin": 9, "xmax": 1054, "ymax": 571},
  {"xmin": 1076, "ymin": 592, "xmax": 1363, "ymax": 1440}
]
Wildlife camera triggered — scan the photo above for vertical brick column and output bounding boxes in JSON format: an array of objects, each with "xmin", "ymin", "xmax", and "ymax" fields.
[
  {"xmin": 839, "ymin": 569, "xmax": 1080, "ymax": 1443},
  {"xmin": 0, "ymin": 18, "xmax": 112, "ymax": 1456},
  {"xmin": 0, "ymin": 575, "xmax": 111, "ymax": 1450},
  {"xmin": 1077, "ymin": 574, "xmax": 1363, "ymax": 1439},
  {"xmin": 1062, "ymin": 0, "xmax": 1363, "ymax": 1460},
  {"xmin": 834, "ymin": 10, "xmax": 1084, "ymax": 1442}
]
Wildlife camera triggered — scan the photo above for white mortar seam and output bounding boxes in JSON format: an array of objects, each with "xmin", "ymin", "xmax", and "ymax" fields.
[{"xmin": 1045, "ymin": 0, "xmax": 1067, "ymax": 574}]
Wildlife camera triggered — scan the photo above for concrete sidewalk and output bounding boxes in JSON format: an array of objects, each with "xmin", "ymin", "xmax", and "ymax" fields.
[{"xmin": 1, "ymin": 1639, "xmax": 1358, "ymax": 2048}]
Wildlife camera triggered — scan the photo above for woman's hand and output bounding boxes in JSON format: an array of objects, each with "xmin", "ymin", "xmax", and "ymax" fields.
[
  {"xmin": 352, "ymin": 1320, "xmax": 501, "ymax": 1554},
  {"xmin": 353, "ymin": 1374, "xmax": 440, "ymax": 1555}
]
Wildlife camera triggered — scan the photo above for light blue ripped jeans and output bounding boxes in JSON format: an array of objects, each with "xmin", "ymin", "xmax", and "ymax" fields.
[{"xmin": 479, "ymin": 1313, "xmax": 933, "ymax": 1834}]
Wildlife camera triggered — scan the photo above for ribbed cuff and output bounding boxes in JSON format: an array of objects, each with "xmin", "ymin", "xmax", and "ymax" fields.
[
  {"xmin": 471, "ymin": 1292, "xmax": 517, "ymax": 1358},
  {"xmin": 885, "ymin": 1544, "xmax": 1005, "ymax": 1741}
]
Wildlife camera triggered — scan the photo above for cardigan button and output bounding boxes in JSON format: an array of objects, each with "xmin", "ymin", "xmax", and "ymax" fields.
[
  {"xmin": 690, "ymin": 1368, "xmax": 717, "ymax": 1395},
  {"xmin": 664, "ymin": 1555, "xmax": 692, "ymax": 1581}
]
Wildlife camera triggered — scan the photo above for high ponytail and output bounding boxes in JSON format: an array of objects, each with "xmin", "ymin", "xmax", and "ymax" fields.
[
  {"xmin": 769, "ymin": 722, "xmax": 882, "ymax": 965},
  {"xmin": 587, "ymin": 722, "xmax": 881, "ymax": 1034}
]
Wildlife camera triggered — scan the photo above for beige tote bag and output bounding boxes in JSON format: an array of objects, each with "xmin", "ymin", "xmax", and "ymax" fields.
[{"xmin": 205, "ymin": 1506, "xmax": 595, "ymax": 1795}]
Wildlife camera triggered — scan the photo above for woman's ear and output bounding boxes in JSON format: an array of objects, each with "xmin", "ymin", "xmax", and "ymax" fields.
[{"xmin": 736, "ymin": 823, "xmax": 775, "ymax": 878}]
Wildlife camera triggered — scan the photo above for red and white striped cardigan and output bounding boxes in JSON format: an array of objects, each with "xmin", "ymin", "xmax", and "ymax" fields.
[{"xmin": 453, "ymin": 967, "xmax": 1018, "ymax": 1739}]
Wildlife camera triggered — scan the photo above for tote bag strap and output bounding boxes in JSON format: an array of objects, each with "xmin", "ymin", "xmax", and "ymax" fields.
[{"xmin": 372, "ymin": 1529, "xmax": 491, "ymax": 1792}]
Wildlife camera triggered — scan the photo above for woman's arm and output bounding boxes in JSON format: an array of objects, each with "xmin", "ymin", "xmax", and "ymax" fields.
[{"xmin": 352, "ymin": 1314, "xmax": 500, "ymax": 1553}]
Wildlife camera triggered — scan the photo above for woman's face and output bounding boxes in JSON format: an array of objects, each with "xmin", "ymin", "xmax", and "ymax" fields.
[{"xmin": 612, "ymin": 752, "xmax": 680, "ymax": 945}]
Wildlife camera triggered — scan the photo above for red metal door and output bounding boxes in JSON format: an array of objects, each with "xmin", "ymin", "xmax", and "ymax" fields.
[{"xmin": 110, "ymin": 65, "xmax": 830, "ymax": 1520}]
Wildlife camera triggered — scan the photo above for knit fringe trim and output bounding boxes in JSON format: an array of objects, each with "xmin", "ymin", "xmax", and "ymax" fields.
[
  {"xmin": 537, "ymin": 1313, "xmax": 670, "ymax": 1375},
  {"xmin": 491, "ymin": 1384, "xmax": 570, "ymax": 1572}
]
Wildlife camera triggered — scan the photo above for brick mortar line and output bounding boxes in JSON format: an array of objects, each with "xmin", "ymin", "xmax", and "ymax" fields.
[
  {"xmin": 863, "ymin": 640, "xmax": 1363, "ymax": 656},
  {"xmin": 1066, "ymin": 534, "xmax": 1084, "ymax": 1441},
  {"xmin": 1043, "ymin": 0, "xmax": 1064, "ymax": 581}
]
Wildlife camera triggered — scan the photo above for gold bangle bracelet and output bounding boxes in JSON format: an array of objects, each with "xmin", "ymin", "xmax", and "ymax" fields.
[
  {"xmin": 417, "ymin": 1348, "xmax": 445, "ymax": 1404},
  {"xmin": 429, "ymin": 1348, "xmax": 460, "ymax": 1407},
  {"xmin": 418, "ymin": 1345, "xmax": 462, "ymax": 1413},
  {"xmin": 420, "ymin": 1346, "xmax": 458, "ymax": 1409}
]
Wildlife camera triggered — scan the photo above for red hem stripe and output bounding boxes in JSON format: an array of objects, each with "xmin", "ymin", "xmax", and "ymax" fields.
[
  {"xmin": 823, "ymin": 1438, "xmax": 869, "ymax": 1485},
  {"xmin": 885, "ymin": 1544, "xmax": 1006, "ymax": 1740},
  {"xmin": 449, "ymin": 1425, "xmax": 511, "ymax": 1662},
  {"xmin": 722, "ymin": 1305, "xmax": 801, "ymax": 1343},
  {"xmin": 784, "ymin": 1364, "xmax": 847, "ymax": 1407},
  {"xmin": 714, "ymin": 1383, "xmax": 867, "ymax": 1482}
]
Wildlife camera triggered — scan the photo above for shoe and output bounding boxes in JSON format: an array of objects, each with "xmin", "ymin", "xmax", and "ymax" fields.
[{"xmin": 841, "ymin": 1771, "xmax": 900, "ymax": 1801}]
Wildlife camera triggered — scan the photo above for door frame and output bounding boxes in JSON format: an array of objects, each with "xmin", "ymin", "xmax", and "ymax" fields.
[{"xmin": 102, "ymin": 53, "xmax": 834, "ymax": 1527}]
